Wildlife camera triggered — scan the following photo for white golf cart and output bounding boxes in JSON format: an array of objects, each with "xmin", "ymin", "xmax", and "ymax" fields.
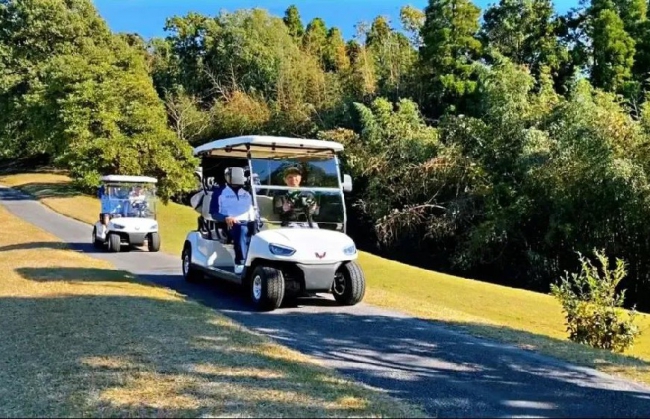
[
  {"xmin": 92, "ymin": 175, "xmax": 161, "ymax": 252},
  {"xmin": 182, "ymin": 135, "xmax": 366, "ymax": 311}
]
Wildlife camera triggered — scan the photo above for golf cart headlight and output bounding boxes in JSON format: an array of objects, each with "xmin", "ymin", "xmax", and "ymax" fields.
[
  {"xmin": 269, "ymin": 243, "xmax": 296, "ymax": 256},
  {"xmin": 112, "ymin": 223, "xmax": 125, "ymax": 230},
  {"xmin": 343, "ymin": 244, "xmax": 357, "ymax": 255}
]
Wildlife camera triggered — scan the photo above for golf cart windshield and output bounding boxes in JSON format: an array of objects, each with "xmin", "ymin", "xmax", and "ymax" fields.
[
  {"xmin": 99, "ymin": 182, "xmax": 157, "ymax": 219},
  {"xmin": 250, "ymin": 156, "xmax": 340, "ymax": 188},
  {"xmin": 251, "ymin": 157, "xmax": 345, "ymax": 231}
]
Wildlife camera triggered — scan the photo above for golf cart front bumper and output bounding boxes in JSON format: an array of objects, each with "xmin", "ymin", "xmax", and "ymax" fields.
[
  {"xmin": 126, "ymin": 232, "xmax": 148, "ymax": 246},
  {"xmin": 296, "ymin": 262, "xmax": 341, "ymax": 292}
]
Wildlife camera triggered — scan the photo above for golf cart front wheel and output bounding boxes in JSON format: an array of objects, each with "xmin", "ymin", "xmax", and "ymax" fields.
[
  {"xmin": 249, "ymin": 266, "xmax": 285, "ymax": 311},
  {"xmin": 107, "ymin": 233, "xmax": 121, "ymax": 253},
  {"xmin": 332, "ymin": 261, "xmax": 366, "ymax": 306},
  {"xmin": 182, "ymin": 245, "xmax": 201, "ymax": 283},
  {"xmin": 148, "ymin": 232, "xmax": 161, "ymax": 252},
  {"xmin": 92, "ymin": 227, "xmax": 103, "ymax": 249}
]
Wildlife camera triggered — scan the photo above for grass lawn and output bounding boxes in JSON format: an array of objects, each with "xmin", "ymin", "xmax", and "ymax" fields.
[
  {"xmin": 0, "ymin": 203, "xmax": 424, "ymax": 417},
  {"xmin": 3, "ymin": 171, "xmax": 650, "ymax": 387}
]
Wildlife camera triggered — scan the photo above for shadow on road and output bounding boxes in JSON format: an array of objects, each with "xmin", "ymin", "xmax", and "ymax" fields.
[
  {"xmin": 14, "ymin": 265, "xmax": 650, "ymax": 418},
  {"xmin": 0, "ymin": 241, "xmax": 154, "ymax": 255}
]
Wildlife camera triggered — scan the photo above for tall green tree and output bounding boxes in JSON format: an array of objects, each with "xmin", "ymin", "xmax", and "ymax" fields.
[
  {"xmin": 419, "ymin": 0, "xmax": 483, "ymax": 116},
  {"xmin": 590, "ymin": 7, "xmax": 636, "ymax": 93},
  {"xmin": 163, "ymin": 12, "xmax": 218, "ymax": 98},
  {"xmin": 0, "ymin": 0, "xmax": 197, "ymax": 199},
  {"xmin": 324, "ymin": 27, "xmax": 350, "ymax": 72},
  {"xmin": 302, "ymin": 17, "xmax": 328, "ymax": 65},
  {"xmin": 365, "ymin": 16, "xmax": 418, "ymax": 100},
  {"xmin": 283, "ymin": 5, "xmax": 304, "ymax": 39},
  {"xmin": 480, "ymin": 0, "xmax": 572, "ymax": 91}
]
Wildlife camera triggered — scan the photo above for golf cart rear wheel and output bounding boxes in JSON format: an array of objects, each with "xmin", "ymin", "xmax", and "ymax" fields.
[
  {"xmin": 332, "ymin": 261, "xmax": 366, "ymax": 306},
  {"xmin": 148, "ymin": 232, "xmax": 161, "ymax": 252},
  {"xmin": 249, "ymin": 266, "xmax": 285, "ymax": 311},
  {"xmin": 107, "ymin": 233, "xmax": 121, "ymax": 253},
  {"xmin": 182, "ymin": 245, "xmax": 201, "ymax": 283},
  {"xmin": 92, "ymin": 227, "xmax": 102, "ymax": 249}
]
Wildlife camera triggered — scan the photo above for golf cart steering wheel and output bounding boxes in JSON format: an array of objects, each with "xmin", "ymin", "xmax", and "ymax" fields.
[
  {"xmin": 285, "ymin": 191, "xmax": 314, "ymax": 212},
  {"xmin": 284, "ymin": 191, "xmax": 319, "ymax": 229},
  {"xmin": 131, "ymin": 199, "xmax": 148, "ymax": 216}
]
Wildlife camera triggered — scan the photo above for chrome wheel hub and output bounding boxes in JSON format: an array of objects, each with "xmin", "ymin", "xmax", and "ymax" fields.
[
  {"xmin": 183, "ymin": 253, "xmax": 190, "ymax": 275},
  {"xmin": 252, "ymin": 275, "xmax": 262, "ymax": 300}
]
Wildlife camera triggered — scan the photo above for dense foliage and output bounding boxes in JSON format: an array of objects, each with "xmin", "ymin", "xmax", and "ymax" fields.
[{"xmin": 3, "ymin": 0, "xmax": 650, "ymax": 310}]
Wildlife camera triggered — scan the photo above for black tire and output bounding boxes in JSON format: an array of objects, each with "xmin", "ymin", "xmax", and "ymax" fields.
[
  {"xmin": 107, "ymin": 233, "xmax": 121, "ymax": 253},
  {"xmin": 182, "ymin": 244, "xmax": 201, "ymax": 283},
  {"xmin": 249, "ymin": 265, "xmax": 285, "ymax": 311},
  {"xmin": 92, "ymin": 227, "xmax": 103, "ymax": 249},
  {"xmin": 148, "ymin": 232, "xmax": 161, "ymax": 252},
  {"xmin": 332, "ymin": 261, "xmax": 366, "ymax": 306}
]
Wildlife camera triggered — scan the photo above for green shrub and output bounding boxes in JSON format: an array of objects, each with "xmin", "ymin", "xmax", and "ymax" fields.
[{"xmin": 550, "ymin": 249, "xmax": 641, "ymax": 353}]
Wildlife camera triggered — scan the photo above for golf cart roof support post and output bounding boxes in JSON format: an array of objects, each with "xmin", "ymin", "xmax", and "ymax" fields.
[
  {"xmin": 334, "ymin": 154, "xmax": 347, "ymax": 235},
  {"xmin": 245, "ymin": 143, "xmax": 260, "ymax": 217}
]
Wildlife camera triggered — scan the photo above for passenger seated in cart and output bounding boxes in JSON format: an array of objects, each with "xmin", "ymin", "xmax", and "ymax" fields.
[
  {"xmin": 273, "ymin": 166, "xmax": 319, "ymax": 228},
  {"xmin": 209, "ymin": 167, "xmax": 258, "ymax": 274}
]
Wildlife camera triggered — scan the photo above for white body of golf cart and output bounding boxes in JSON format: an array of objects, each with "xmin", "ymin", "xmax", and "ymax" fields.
[
  {"xmin": 92, "ymin": 175, "xmax": 161, "ymax": 252},
  {"xmin": 182, "ymin": 135, "xmax": 365, "ymax": 311}
]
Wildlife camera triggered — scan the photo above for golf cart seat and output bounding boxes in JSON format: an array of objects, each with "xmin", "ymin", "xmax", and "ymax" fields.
[{"xmin": 197, "ymin": 189, "xmax": 232, "ymax": 244}]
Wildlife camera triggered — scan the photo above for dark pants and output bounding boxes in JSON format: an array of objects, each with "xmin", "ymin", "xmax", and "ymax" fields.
[{"xmin": 229, "ymin": 222, "xmax": 250, "ymax": 265}]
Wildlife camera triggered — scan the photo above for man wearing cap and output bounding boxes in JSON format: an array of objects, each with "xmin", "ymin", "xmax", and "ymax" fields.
[
  {"xmin": 209, "ymin": 167, "xmax": 258, "ymax": 274},
  {"xmin": 273, "ymin": 166, "xmax": 319, "ymax": 228}
]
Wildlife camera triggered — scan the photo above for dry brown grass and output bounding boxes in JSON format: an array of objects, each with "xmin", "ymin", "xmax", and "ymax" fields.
[{"xmin": 0, "ymin": 205, "xmax": 424, "ymax": 418}]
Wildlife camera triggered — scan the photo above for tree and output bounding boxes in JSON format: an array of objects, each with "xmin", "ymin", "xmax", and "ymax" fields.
[
  {"xmin": 163, "ymin": 12, "xmax": 219, "ymax": 98},
  {"xmin": 419, "ymin": 0, "xmax": 483, "ymax": 116},
  {"xmin": 302, "ymin": 17, "xmax": 328, "ymax": 65},
  {"xmin": 283, "ymin": 5, "xmax": 304, "ymax": 39},
  {"xmin": 324, "ymin": 27, "xmax": 350, "ymax": 72},
  {"xmin": 0, "ymin": 0, "xmax": 198, "ymax": 200},
  {"xmin": 364, "ymin": 16, "xmax": 418, "ymax": 100},
  {"xmin": 399, "ymin": 5, "xmax": 425, "ymax": 48},
  {"xmin": 480, "ymin": 0, "xmax": 571, "ymax": 90},
  {"xmin": 590, "ymin": 8, "xmax": 636, "ymax": 93}
]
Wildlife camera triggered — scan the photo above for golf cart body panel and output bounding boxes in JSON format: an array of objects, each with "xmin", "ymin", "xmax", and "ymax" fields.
[
  {"xmin": 182, "ymin": 135, "xmax": 365, "ymax": 310},
  {"xmin": 93, "ymin": 175, "xmax": 161, "ymax": 252}
]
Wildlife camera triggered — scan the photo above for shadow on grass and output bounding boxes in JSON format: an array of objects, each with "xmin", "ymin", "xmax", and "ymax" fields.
[
  {"xmin": 0, "ymin": 241, "xmax": 151, "ymax": 255},
  {"xmin": 0, "ymin": 292, "xmax": 408, "ymax": 418},
  {"xmin": 14, "ymin": 267, "xmax": 650, "ymax": 418},
  {"xmin": 14, "ymin": 181, "xmax": 85, "ymax": 199}
]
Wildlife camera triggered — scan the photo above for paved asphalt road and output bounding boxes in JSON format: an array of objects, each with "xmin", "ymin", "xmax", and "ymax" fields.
[{"xmin": 4, "ymin": 185, "xmax": 650, "ymax": 418}]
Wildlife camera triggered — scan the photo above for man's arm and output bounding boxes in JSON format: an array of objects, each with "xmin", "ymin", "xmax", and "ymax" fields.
[{"xmin": 208, "ymin": 186, "xmax": 228, "ymax": 222}]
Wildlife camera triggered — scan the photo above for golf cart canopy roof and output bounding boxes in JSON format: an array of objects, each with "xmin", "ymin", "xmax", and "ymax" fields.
[
  {"xmin": 100, "ymin": 175, "xmax": 158, "ymax": 184},
  {"xmin": 193, "ymin": 135, "xmax": 345, "ymax": 159}
]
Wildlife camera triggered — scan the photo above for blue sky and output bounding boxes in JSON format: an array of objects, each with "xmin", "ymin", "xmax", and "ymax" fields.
[{"xmin": 92, "ymin": 0, "xmax": 580, "ymax": 41}]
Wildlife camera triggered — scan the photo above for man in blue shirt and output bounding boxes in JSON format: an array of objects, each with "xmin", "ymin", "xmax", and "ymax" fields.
[{"xmin": 209, "ymin": 167, "xmax": 258, "ymax": 274}]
